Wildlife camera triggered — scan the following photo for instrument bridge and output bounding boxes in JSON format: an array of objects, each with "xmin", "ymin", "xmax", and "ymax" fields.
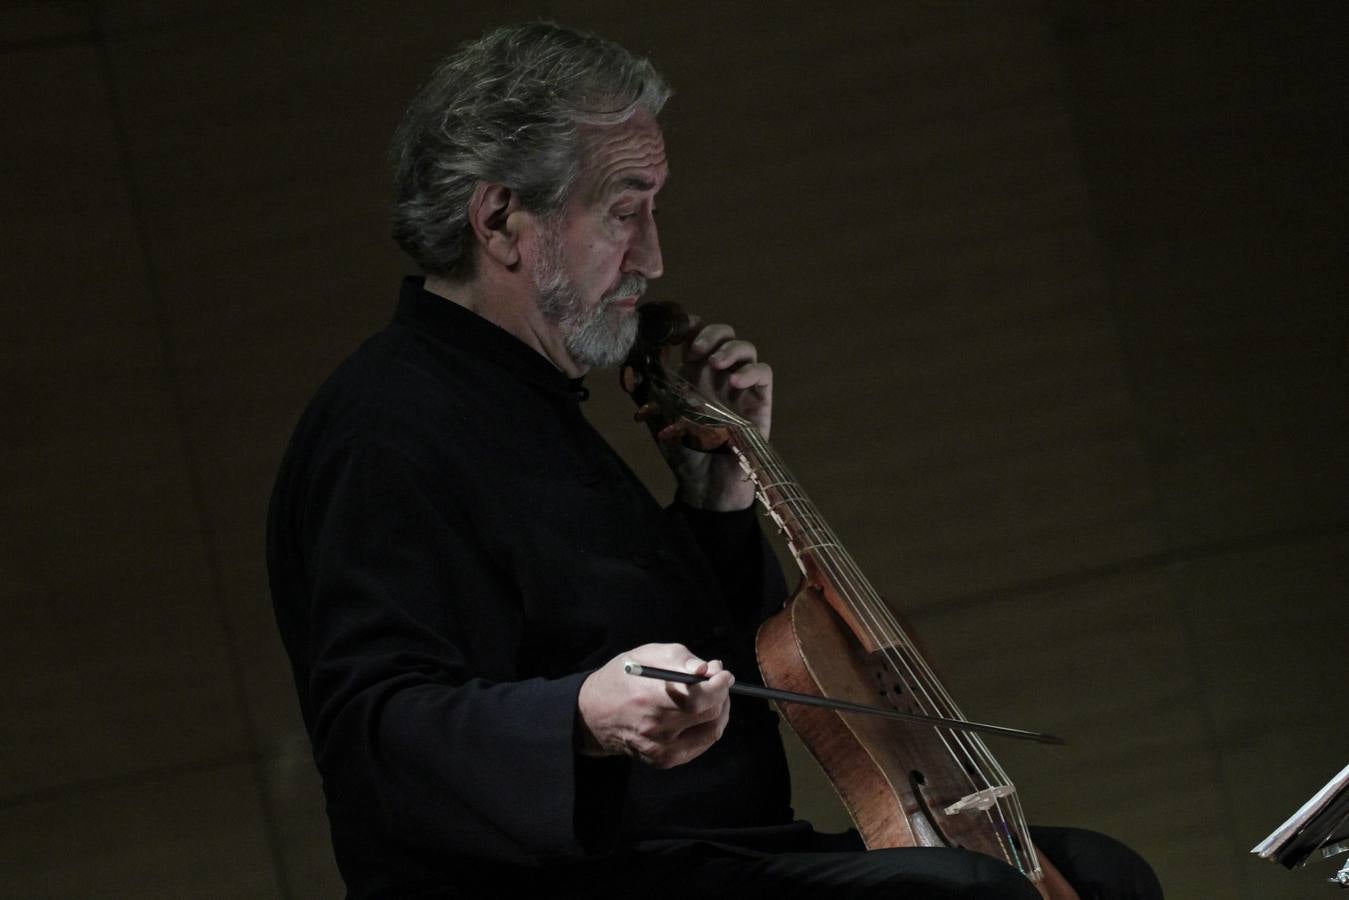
[{"xmin": 944, "ymin": 785, "xmax": 1017, "ymax": 815}]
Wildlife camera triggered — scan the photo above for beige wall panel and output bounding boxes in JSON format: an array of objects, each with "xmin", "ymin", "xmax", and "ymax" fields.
[
  {"xmin": 583, "ymin": 4, "xmax": 1161, "ymax": 609},
  {"xmin": 4, "ymin": 2, "xmax": 1342, "ymax": 896},
  {"xmin": 261, "ymin": 732, "xmax": 345, "ymax": 898},
  {"xmin": 96, "ymin": 4, "xmax": 551, "ymax": 752},
  {"xmin": 6, "ymin": 762, "xmax": 279, "ymax": 898},
  {"xmin": 909, "ymin": 568, "xmax": 1236, "ymax": 898},
  {"xmin": 1170, "ymin": 532, "xmax": 1348, "ymax": 899},
  {"xmin": 0, "ymin": 2, "xmax": 89, "ymax": 45},
  {"xmin": 1050, "ymin": 5, "xmax": 1349, "ymax": 551},
  {"xmin": 1, "ymin": 44, "xmax": 249, "ymax": 797}
]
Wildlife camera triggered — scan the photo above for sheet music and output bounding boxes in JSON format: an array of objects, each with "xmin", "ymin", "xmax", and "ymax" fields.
[{"xmin": 1253, "ymin": 763, "xmax": 1349, "ymax": 859}]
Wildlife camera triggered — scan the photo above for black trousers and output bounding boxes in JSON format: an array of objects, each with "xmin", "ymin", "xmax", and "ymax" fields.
[{"xmin": 547, "ymin": 824, "xmax": 1163, "ymax": 899}]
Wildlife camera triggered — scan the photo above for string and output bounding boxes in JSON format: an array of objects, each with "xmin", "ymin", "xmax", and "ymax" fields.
[
  {"xmin": 737, "ymin": 424, "xmax": 1031, "ymax": 872},
  {"xmin": 638, "ymin": 363, "xmax": 1041, "ymax": 878}
]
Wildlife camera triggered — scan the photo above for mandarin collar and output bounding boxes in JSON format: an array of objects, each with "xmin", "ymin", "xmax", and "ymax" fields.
[{"xmin": 394, "ymin": 276, "xmax": 589, "ymax": 401}]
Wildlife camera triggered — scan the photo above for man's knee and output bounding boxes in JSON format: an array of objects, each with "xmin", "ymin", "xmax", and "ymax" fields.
[
  {"xmin": 860, "ymin": 847, "xmax": 1041, "ymax": 899},
  {"xmin": 960, "ymin": 852, "xmax": 1044, "ymax": 900},
  {"xmin": 1032, "ymin": 825, "xmax": 1163, "ymax": 900}
]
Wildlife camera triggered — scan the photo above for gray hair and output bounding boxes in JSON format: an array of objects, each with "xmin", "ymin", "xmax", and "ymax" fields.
[{"xmin": 389, "ymin": 22, "xmax": 671, "ymax": 281}]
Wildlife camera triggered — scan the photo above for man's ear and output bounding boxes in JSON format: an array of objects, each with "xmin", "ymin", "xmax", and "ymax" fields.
[{"xmin": 468, "ymin": 182, "xmax": 529, "ymax": 269}]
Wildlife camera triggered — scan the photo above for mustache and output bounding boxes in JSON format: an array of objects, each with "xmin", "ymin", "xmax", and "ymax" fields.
[{"xmin": 603, "ymin": 273, "xmax": 647, "ymax": 303}]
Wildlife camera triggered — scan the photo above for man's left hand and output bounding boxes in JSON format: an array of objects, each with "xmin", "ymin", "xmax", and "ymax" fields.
[{"xmin": 661, "ymin": 320, "xmax": 772, "ymax": 511}]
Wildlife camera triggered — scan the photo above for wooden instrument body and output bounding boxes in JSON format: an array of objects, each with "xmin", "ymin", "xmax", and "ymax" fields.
[
  {"xmin": 622, "ymin": 303, "xmax": 1078, "ymax": 899},
  {"xmin": 758, "ymin": 577, "xmax": 1011, "ymax": 857},
  {"xmin": 757, "ymin": 576, "xmax": 1078, "ymax": 898}
]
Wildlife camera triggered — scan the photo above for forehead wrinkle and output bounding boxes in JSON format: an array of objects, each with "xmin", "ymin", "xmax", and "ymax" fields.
[
  {"xmin": 578, "ymin": 119, "xmax": 668, "ymax": 202},
  {"xmin": 594, "ymin": 158, "xmax": 668, "ymax": 205},
  {"xmin": 594, "ymin": 142, "xmax": 667, "ymax": 189},
  {"xmin": 609, "ymin": 172, "xmax": 667, "ymax": 195}
]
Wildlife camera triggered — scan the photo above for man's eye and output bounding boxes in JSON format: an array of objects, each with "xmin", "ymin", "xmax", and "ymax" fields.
[{"xmin": 614, "ymin": 211, "xmax": 636, "ymax": 221}]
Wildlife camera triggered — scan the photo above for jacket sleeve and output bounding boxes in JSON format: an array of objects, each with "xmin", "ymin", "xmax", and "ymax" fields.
[
  {"xmin": 665, "ymin": 500, "xmax": 790, "ymax": 631},
  {"xmin": 295, "ymin": 437, "xmax": 628, "ymax": 866}
]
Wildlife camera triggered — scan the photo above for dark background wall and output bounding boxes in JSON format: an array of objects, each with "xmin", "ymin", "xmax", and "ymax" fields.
[{"xmin": 4, "ymin": 2, "xmax": 1345, "ymax": 897}]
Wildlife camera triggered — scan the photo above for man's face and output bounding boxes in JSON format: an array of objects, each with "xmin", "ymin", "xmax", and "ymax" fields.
[{"xmin": 530, "ymin": 111, "xmax": 668, "ymax": 369}]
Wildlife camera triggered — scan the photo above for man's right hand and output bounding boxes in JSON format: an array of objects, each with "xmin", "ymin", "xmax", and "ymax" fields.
[{"xmin": 576, "ymin": 644, "xmax": 733, "ymax": 769}]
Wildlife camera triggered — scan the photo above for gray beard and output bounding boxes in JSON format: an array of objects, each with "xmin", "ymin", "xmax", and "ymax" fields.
[{"xmin": 535, "ymin": 228, "xmax": 644, "ymax": 369}]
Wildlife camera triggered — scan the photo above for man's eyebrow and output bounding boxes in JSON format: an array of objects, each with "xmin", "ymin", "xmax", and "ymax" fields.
[{"xmin": 608, "ymin": 173, "xmax": 666, "ymax": 195}]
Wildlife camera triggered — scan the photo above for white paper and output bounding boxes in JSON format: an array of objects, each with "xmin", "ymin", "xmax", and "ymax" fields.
[{"xmin": 1252, "ymin": 762, "xmax": 1349, "ymax": 859}]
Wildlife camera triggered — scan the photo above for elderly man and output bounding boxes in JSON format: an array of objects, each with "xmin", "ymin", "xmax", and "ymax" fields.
[{"xmin": 267, "ymin": 22, "xmax": 1161, "ymax": 899}]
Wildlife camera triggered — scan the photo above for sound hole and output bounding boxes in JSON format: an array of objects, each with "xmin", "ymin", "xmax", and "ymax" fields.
[{"xmin": 908, "ymin": 770, "xmax": 960, "ymax": 849}]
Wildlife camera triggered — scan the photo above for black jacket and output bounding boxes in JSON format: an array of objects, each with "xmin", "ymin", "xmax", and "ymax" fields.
[{"xmin": 266, "ymin": 278, "xmax": 793, "ymax": 897}]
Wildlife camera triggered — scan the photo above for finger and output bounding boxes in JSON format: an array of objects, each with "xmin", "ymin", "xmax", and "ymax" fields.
[
  {"xmin": 714, "ymin": 694, "xmax": 732, "ymax": 740},
  {"xmin": 623, "ymin": 647, "xmax": 698, "ymax": 705},
  {"xmin": 679, "ymin": 313, "xmax": 704, "ymax": 342},
  {"xmin": 644, "ymin": 721, "xmax": 716, "ymax": 768},
  {"xmin": 678, "ymin": 716, "xmax": 722, "ymax": 750},
  {"xmin": 681, "ymin": 654, "xmax": 710, "ymax": 675},
  {"xmin": 636, "ymin": 643, "xmax": 694, "ymax": 671},
  {"xmin": 680, "ymin": 670, "xmax": 734, "ymax": 719},
  {"xmin": 628, "ymin": 642, "xmax": 689, "ymax": 663},
  {"xmin": 683, "ymin": 323, "xmax": 736, "ymax": 361},
  {"xmin": 661, "ymin": 713, "xmax": 729, "ymax": 768},
  {"xmin": 636, "ymin": 690, "xmax": 723, "ymax": 749},
  {"xmin": 726, "ymin": 361, "xmax": 773, "ymax": 391},
  {"xmin": 655, "ymin": 421, "xmax": 687, "ymax": 444},
  {"xmin": 707, "ymin": 339, "xmax": 758, "ymax": 370},
  {"xmin": 649, "ymin": 652, "xmax": 708, "ymax": 709},
  {"xmin": 700, "ymin": 667, "xmax": 734, "ymax": 690},
  {"xmin": 657, "ymin": 667, "xmax": 731, "ymax": 718},
  {"xmin": 666, "ymin": 694, "xmax": 725, "ymax": 730}
]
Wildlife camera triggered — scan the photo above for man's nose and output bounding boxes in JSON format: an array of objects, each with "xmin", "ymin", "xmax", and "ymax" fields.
[{"xmin": 625, "ymin": 211, "xmax": 663, "ymax": 279}]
